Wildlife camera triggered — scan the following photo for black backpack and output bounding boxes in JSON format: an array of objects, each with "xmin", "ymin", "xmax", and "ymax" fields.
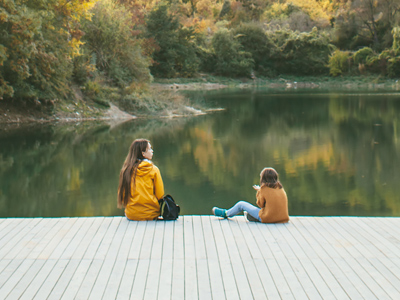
[{"xmin": 159, "ymin": 195, "xmax": 180, "ymax": 220}]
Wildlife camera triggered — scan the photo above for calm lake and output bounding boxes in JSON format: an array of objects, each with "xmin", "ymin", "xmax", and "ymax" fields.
[{"xmin": 1, "ymin": 88, "xmax": 400, "ymax": 217}]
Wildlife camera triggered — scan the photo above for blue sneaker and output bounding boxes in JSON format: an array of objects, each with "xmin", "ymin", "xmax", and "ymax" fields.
[{"xmin": 212, "ymin": 207, "xmax": 227, "ymax": 218}]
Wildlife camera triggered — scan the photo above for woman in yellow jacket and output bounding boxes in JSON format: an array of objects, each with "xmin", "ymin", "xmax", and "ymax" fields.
[{"xmin": 118, "ymin": 139, "xmax": 164, "ymax": 221}]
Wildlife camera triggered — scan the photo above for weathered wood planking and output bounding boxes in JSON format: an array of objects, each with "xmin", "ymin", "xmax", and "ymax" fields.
[{"xmin": 0, "ymin": 216, "xmax": 399, "ymax": 300}]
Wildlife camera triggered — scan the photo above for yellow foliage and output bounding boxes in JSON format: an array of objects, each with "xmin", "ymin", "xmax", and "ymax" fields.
[
  {"xmin": 58, "ymin": 0, "xmax": 97, "ymax": 21},
  {"xmin": 264, "ymin": 0, "xmax": 333, "ymax": 22},
  {"xmin": 192, "ymin": 18, "xmax": 214, "ymax": 34},
  {"xmin": 69, "ymin": 38, "xmax": 84, "ymax": 57},
  {"xmin": 290, "ymin": 0, "xmax": 331, "ymax": 20},
  {"xmin": 56, "ymin": 0, "xmax": 98, "ymax": 57},
  {"xmin": 196, "ymin": 0, "xmax": 212, "ymax": 17}
]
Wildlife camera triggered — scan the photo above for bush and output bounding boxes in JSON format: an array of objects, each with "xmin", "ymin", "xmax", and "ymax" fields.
[
  {"xmin": 269, "ymin": 27, "xmax": 334, "ymax": 75},
  {"xmin": 211, "ymin": 28, "xmax": 254, "ymax": 77},
  {"xmin": 328, "ymin": 50, "xmax": 352, "ymax": 77},
  {"xmin": 388, "ymin": 56, "xmax": 400, "ymax": 78},
  {"xmin": 232, "ymin": 23, "xmax": 275, "ymax": 74},
  {"xmin": 353, "ymin": 47, "xmax": 374, "ymax": 65}
]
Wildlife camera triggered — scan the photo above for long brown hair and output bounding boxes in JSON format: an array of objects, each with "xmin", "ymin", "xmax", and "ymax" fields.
[
  {"xmin": 260, "ymin": 167, "xmax": 283, "ymax": 189},
  {"xmin": 117, "ymin": 139, "xmax": 150, "ymax": 208}
]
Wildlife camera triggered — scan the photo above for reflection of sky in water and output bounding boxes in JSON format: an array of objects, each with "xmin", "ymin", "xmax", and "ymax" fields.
[{"xmin": 1, "ymin": 89, "xmax": 400, "ymax": 217}]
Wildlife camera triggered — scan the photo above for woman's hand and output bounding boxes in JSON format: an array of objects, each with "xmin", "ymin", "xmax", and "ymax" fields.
[{"xmin": 252, "ymin": 185, "xmax": 260, "ymax": 191}]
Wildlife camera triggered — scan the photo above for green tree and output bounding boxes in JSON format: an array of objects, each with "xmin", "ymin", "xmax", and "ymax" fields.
[
  {"xmin": 232, "ymin": 23, "xmax": 275, "ymax": 75},
  {"xmin": 145, "ymin": 4, "xmax": 199, "ymax": 78},
  {"xmin": 211, "ymin": 28, "xmax": 254, "ymax": 76},
  {"xmin": 77, "ymin": 0, "xmax": 152, "ymax": 88}
]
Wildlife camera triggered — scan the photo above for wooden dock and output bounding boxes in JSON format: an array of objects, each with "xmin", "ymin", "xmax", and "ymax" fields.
[{"xmin": 0, "ymin": 216, "xmax": 399, "ymax": 299}]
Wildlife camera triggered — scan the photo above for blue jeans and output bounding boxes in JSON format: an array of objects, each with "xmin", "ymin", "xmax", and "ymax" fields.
[{"xmin": 226, "ymin": 201, "xmax": 261, "ymax": 222}]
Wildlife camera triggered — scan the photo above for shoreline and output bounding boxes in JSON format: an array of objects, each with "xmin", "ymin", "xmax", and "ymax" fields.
[{"xmin": 1, "ymin": 76, "xmax": 399, "ymax": 125}]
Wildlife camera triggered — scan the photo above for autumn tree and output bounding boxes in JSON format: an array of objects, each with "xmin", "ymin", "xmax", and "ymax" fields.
[
  {"xmin": 0, "ymin": 0, "xmax": 97, "ymax": 101},
  {"xmin": 77, "ymin": 0, "xmax": 152, "ymax": 87}
]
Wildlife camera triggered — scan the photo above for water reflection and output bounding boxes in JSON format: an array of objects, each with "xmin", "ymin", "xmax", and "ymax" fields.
[{"xmin": 1, "ymin": 89, "xmax": 400, "ymax": 217}]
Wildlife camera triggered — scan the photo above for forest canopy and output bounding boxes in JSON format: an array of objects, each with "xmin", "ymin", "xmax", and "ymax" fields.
[{"xmin": 0, "ymin": 0, "xmax": 399, "ymax": 103}]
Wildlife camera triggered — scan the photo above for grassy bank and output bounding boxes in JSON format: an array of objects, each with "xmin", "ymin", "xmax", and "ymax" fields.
[
  {"xmin": 0, "ymin": 82, "xmax": 209, "ymax": 124},
  {"xmin": 154, "ymin": 74, "xmax": 400, "ymax": 89}
]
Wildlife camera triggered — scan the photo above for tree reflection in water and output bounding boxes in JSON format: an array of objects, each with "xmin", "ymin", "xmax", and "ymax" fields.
[{"xmin": 1, "ymin": 90, "xmax": 400, "ymax": 217}]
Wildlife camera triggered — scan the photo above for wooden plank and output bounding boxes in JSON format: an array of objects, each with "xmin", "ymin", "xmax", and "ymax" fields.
[
  {"xmin": 313, "ymin": 217, "xmax": 380, "ymax": 299},
  {"xmin": 115, "ymin": 260, "xmax": 138, "ymax": 300},
  {"xmin": 16, "ymin": 218, "xmax": 59, "ymax": 260},
  {"xmin": 327, "ymin": 217, "xmax": 399, "ymax": 298},
  {"xmin": 2, "ymin": 218, "xmax": 50, "ymax": 260},
  {"xmin": 31, "ymin": 260, "xmax": 69, "ymax": 300},
  {"xmin": 59, "ymin": 259, "xmax": 93, "ymax": 300},
  {"xmin": 351, "ymin": 217, "xmax": 400, "ymax": 259},
  {"xmin": 302, "ymin": 217, "xmax": 377, "ymax": 298},
  {"xmin": 37, "ymin": 218, "xmax": 77, "ymax": 259},
  {"xmin": 271, "ymin": 222, "xmax": 328, "ymax": 299},
  {"xmin": 82, "ymin": 217, "xmax": 113, "ymax": 260},
  {"xmin": 47, "ymin": 218, "xmax": 113, "ymax": 300},
  {"xmin": 29, "ymin": 218, "xmax": 70, "ymax": 260},
  {"xmin": 0, "ymin": 218, "xmax": 11, "ymax": 233},
  {"xmin": 0, "ymin": 219, "xmax": 63, "ymax": 292},
  {"xmin": 288, "ymin": 218, "xmax": 353, "ymax": 300},
  {"xmin": 171, "ymin": 218, "xmax": 185, "ymax": 300},
  {"xmin": 256, "ymin": 221, "xmax": 307, "ymax": 300},
  {"xmin": 236, "ymin": 220, "xmax": 280, "ymax": 300},
  {"xmin": 60, "ymin": 217, "xmax": 96, "ymax": 260},
  {"xmin": 0, "ymin": 219, "xmax": 21, "ymax": 242},
  {"xmin": 116, "ymin": 221, "xmax": 147, "ymax": 300},
  {"xmin": 0, "ymin": 260, "xmax": 22, "ymax": 290},
  {"xmin": 0, "ymin": 218, "xmax": 50, "ymax": 284},
  {"xmin": 87, "ymin": 218, "xmax": 129, "ymax": 300},
  {"xmin": 0, "ymin": 260, "xmax": 11, "ymax": 284},
  {"xmin": 49, "ymin": 217, "xmax": 88, "ymax": 259},
  {"xmin": 209, "ymin": 218, "xmax": 239, "ymax": 300},
  {"xmin": 367, "ymin": 217, "xmax": 400, "ymax": 240},
  {"xmin": 157, "ymin": 221, "xmax": 174, "ymax": 300},
  {"xmin": 192, "ymin": 215, "xmax": 212, "ymax": 300},
  {"xmin": 74, "ymin": 217, "xmax": 122, "ymax": 300},
  {"xmin": 5, "ymin": 259, "xmax": 46, "ymax": 300},
  {"xmin": 201, "ymin": 216, "xmax": 226, "ymax": 300},
  {"xmin": 143, "ymin": 221, "xmax": 165, "ymax": 300},
  {"xmin": 103, "ymin": 220, "xmax": 138, "ymax": 300},
  {"xmin": 332, "ymin": 217, "xmax": 400, "ymax": 298},
  {"xmin": 0, "ymin": 259, "xmax": 35, "ymax": 299},
  {"xmin": 130, "ymin": 221, "xmax": 156, "ymax": 300},
  {"xmin": 0, "ymin": 218, "xmax": 40, "ymax": 259},
  {"xmin": 220, "ymin": 218, "xmax": 253, "ymax": 299},
  {"xmin": 230, "ymin": 218, "xmax": 266, "ymax": 300},
  {"xmin": 183, "ymin": 216, "xmax": 198, "ymax": 299}
]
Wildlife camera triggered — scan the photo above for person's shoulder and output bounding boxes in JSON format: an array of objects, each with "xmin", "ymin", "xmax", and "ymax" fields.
[
  {"xmin": 150, "ymin": 162, "xmax": 161, "ymax": 173},
  {"xmin": 261, "ymin": 185, "xmax": 285, "ymax": 193}
]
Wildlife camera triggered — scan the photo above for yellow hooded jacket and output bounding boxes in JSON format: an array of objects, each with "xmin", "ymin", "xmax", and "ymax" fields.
[{"xmin": 125, "ymin": 160, "xmax": 164, "ymax": 221}]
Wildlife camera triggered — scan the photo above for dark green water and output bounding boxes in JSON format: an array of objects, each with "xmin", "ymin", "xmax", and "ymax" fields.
[{"xmin": 1, "ymin": 89, "xmax": 400, "ymax": 217}]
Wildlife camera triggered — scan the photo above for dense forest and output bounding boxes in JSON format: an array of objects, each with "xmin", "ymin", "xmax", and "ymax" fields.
[{"xmin": 1, "ymin": 0, "xmax": 400, "ymax": 104}]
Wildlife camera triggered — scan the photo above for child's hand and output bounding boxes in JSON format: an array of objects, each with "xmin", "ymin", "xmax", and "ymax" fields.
[{"xmin": 253, "ymin": 185, "xmax": 260, "ymax": 190}]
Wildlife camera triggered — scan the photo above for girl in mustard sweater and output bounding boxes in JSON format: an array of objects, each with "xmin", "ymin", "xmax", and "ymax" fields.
[
  {"xmin": 118, "ymin": 139, "xmax": 164, "ymax": 221},
  {"xmin": 213, "ymin": 168, "xmax": 289, "ymax": 223}
]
